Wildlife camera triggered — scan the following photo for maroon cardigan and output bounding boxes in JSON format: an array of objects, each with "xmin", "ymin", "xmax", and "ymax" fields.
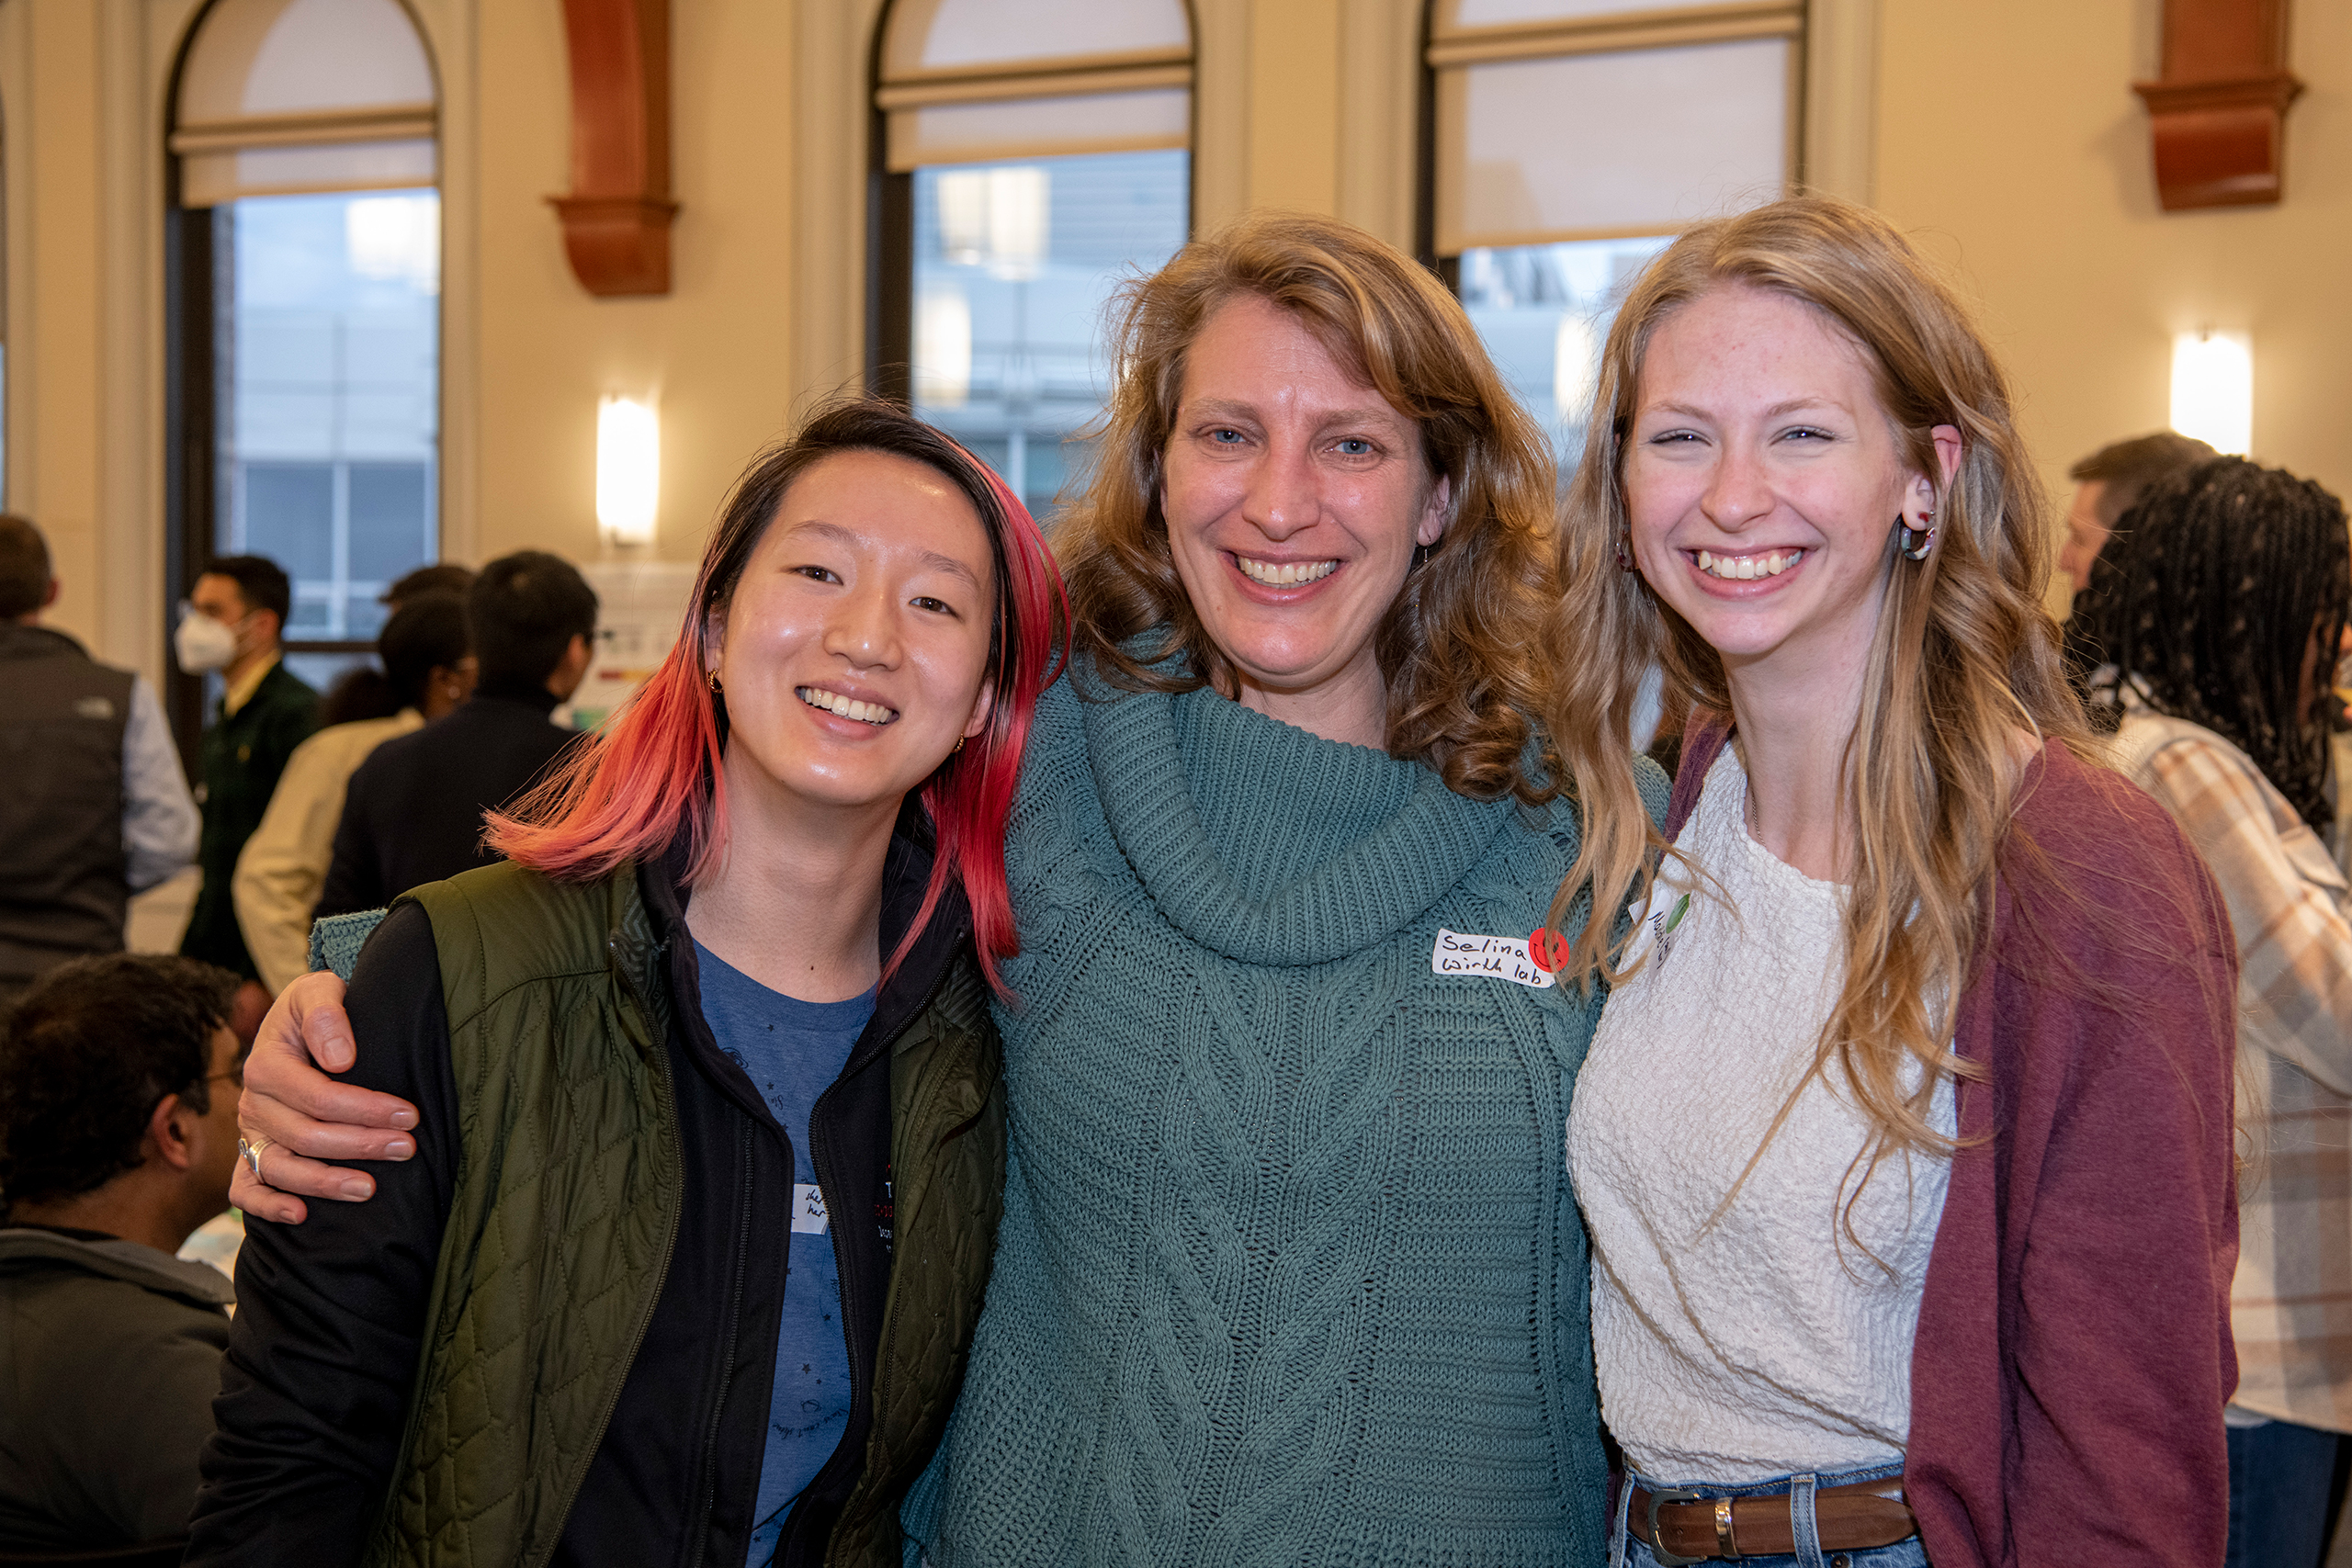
[{"xmin": 1666, "ymin": 721, "xmax": 2239, "ymax": 1568}]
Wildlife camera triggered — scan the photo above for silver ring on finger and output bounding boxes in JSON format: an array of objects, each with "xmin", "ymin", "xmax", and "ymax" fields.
[{"xmin": 238, "ymin": 1135, "xmax": 274, "ymax": 1179}]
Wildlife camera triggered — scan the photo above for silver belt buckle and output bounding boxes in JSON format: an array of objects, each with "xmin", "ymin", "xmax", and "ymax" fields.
[{"xmin": 1645, "ymin": 1485, "xmax": 1708, "ymax": 1566}]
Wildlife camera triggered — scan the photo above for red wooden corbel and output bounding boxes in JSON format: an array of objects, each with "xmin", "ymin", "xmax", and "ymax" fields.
[
  {"xmin": 548, "ymin": 0, "xmax": 678, "ymax": 296},
  {"xmin": 2132, "ymin": 0, "xmax": 2303, "ymax": 210}
]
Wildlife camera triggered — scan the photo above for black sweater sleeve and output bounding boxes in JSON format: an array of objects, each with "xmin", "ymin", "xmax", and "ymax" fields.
[{"xmin": 186, "ymin": 902, "xmax": 458, "ymax": 1565}]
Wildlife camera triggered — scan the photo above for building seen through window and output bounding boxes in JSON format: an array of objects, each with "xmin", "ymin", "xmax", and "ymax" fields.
[
  {"xmin": 910, "ymin": 150, "xmax": 1189, "ymax": 518},
  {"xmin": 1454, "ymin": 236, "xmax": 1670, "ymax": 472},
  {"xmin": 220, "ymin": 189, "xmax": 439, "ymax": 652}
]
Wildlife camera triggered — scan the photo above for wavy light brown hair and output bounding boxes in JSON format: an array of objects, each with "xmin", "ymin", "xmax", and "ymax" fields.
[
  {"xmin": 1059, "ymin": 210, "xmax": 1561, "ymax": 803},
  {"xmin": 1545, "ymin": 196, "xmax": 2093, "ymax": 1168}
]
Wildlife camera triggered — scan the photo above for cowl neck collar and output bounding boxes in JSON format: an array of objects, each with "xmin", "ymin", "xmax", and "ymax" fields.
[{"xmin": 1079, "ymin": 672, "xmax": 1507, "ymax": 966}]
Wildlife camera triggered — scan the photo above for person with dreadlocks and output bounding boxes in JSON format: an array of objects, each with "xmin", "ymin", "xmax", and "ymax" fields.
[{"xmin": 2086, "ymin": 456, "xmax": 2352, "ymax": 1568}]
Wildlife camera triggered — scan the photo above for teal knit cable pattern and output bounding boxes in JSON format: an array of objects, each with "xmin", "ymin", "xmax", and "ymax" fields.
[{"xmin": 899, "ymin": 672, "xmax": 1615, "ymax": 1567}]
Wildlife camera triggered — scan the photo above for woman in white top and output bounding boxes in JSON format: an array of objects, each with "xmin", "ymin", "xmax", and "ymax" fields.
[
  {"xmin": 1539, "ymin": 197, "xmax": 2241, "ymax": 1567},
  {"xmin": 2082, "ymin": 457, "xmax": 2352, "ymax": 1568}
]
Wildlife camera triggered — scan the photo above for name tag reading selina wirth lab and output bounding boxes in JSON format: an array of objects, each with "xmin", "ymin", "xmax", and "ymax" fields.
[{"xmin": 1430, "ymin": 930, "xmax": 1555, "ymax": 989}]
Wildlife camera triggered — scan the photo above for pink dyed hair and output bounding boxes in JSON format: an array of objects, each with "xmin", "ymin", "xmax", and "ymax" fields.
[{"xmin": 485, "ymin": 398, "xmax": 1069, "ymax": 990}]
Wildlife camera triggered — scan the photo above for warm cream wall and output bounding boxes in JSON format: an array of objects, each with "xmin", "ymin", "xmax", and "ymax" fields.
[
  {"xmin": 1873, "ymin": 0, "xmax": 2352, "ymax": 610},
  {"xmin": 9, "ymin": 1, "xmax": 105, "ymax": 643},
  {"xmin": 469, "ymin": 0, "xmax": 798, "ymax": 570}
]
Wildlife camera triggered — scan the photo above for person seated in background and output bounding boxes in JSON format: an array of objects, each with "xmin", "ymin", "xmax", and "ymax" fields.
[
  {"xmin": 0, "ymin": 514, "xmax": 199, "ymax": 1015},
  {"xmin": 0, "ymin": 953, "xmax": 246, "ymax": 1551},
  {"xmin": 232, "ymin": 592, "xmax": 476, "ymax": 997},
  {"xmin": 315, "ymin": 564, "xmax": 481, "ymax": 728},
  {"xmin": 314, "ymin": 550, "xmax": 595, "ymax": 918},
  {"xmin": 2082, "ymin": 457, "xmax": 2352, "ymax": 1568},
  {"xmin": 176, "ymin": 555, "xmax": 320, "ymax": 1035}
]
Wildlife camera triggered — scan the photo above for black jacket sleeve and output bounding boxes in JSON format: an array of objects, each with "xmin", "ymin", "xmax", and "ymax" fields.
[
  {"xmin": 186, "ymin": 902, "xmax": 458, "ymax": 1566},
  {"xmin": 312, "ymin": 767, "xmax": 385, "ymax": 922}
]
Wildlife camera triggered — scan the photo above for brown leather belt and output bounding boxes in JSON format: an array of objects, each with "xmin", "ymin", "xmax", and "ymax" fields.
[{"xmin": 1628, "ymin": 1478, "xmax": 1917, "ymax": 1562}]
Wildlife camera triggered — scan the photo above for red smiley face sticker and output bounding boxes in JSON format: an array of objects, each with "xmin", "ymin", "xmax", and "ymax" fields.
[{"xmin": 1527, "ymin": 926, "xmax": 1570, "ymax": 975}]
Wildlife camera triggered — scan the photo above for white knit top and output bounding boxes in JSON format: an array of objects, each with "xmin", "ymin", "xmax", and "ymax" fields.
[{"xmin": 1567, "ymin": 744, "xmax": 1956, "ymax": 1483}]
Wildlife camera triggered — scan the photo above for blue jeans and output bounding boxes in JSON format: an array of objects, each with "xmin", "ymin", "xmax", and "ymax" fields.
[
  {"xmin": 1612, "ymin": 1460, "xmax": 1925, "ymax": 1568},
  {"xmin": 2226, "ymin": 1419, "xmax": 2344, "ymax": 1568}
]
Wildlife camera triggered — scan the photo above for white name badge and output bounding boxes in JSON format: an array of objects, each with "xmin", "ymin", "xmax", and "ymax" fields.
[
  {"xmin": 1430, "ymin": 929, "xmax": 1555, "ymax": 989},
  {"xmin": 791, "ymin": 1182, "xmax": 830, "ymax": 1235}
]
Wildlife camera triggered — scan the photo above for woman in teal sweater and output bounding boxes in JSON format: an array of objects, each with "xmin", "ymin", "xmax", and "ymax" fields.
[{"xmin": 232, "ymin": 214, "xmax": 1656, "ymax": 1566}]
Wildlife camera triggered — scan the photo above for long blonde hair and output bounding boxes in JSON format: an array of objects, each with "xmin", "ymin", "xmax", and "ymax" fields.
[
  {"xmin": 1546, "ymin": 197, "xmax": 2091, "ymax": 1168},
  {"xmin": 1058, "ymin": 210, "xmax": 1562, "ymax": 804}
]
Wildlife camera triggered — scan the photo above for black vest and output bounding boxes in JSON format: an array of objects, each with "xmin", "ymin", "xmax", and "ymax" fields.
[{"xmin": 0, "ymin": 624, "xmax": 136, "ymax": 987}]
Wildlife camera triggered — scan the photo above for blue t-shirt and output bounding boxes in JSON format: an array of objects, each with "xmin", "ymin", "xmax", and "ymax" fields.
[{"xmin": 693, "ymin": 942, "xmax": 875, "ymax": 1565}]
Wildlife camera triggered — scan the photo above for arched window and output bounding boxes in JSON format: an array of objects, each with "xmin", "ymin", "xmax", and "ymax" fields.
[
  {"xmin": 165, "ymin": 0, "xmax": 440, "ymax": 734},
  {"xmin": 873, "ymin": 0, "xmax": 1193, "ymax": 519},
  {"xmin": 1426, "ymin": 0, "xmax": 1801, "ymax": 467}
]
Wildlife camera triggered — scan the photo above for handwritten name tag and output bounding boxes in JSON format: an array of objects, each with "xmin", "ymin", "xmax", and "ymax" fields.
[
  {"xmin": 1430, "ymin": 929, "xmax": 1555, "ymax": 989},
  {"xmin": 791, "ymin": 1182, "xmax": 830, "ymax": 1235}
]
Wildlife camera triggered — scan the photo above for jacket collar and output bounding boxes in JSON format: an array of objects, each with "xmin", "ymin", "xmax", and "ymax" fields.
[
  {"xmin": 626, "ymin": 796, "xmax": 970, "ymax": 1068},
  {"xmin": 0, "ymin": 622, "xmax": 92, "ymax": 662},
  {"xmin": 469, "ymin": 677, "xmax": 563, "ymax": 715},
  {"xmin": 0, "ymin": 1225, "xmax": 236, "ymax": 1309}
]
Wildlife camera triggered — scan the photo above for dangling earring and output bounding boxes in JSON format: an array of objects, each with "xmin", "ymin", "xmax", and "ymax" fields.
[
  {"xmin": 1616, "ymin": 530, "xmax": 1638, "ymax": 573},
  {"xmin": 953, "ymin": 735, "xmax": 966, "ymax": 754},
  {"xmin": 1897, "ymin": 510, "xmax": 1937, "ymax": 561},
  {"xmin": 707, "ymin": 671, "xmax": 730, "ymax": 749}
]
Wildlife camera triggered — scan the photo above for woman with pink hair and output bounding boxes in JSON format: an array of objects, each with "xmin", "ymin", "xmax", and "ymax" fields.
[{"xmin": 187, "ymin": 399, "xmax": 1067, "ymax": 1567}]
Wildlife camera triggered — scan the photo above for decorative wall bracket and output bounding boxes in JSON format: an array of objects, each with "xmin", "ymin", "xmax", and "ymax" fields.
[
  {"xmin": 550, "ymin": 0, "xmax": 678, "ymax": 296},
  {"xmin": 2132, "ymin": 0, "xmax": 2303, "ymax": 210}
]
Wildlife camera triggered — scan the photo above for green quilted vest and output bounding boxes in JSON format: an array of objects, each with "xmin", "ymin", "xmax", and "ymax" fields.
[
  {"xmin": 362, "ymin": 864, "xmax": 683, "ymax": 1568},
  {"xmin": 347, "ymin": 859, "xmax": 1006, "ymax": 1568}
]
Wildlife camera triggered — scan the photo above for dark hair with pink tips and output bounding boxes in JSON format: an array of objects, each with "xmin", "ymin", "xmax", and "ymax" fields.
[{"xmin": 484, "ymin": 397, "xmax": 1068, "ymax": 989}]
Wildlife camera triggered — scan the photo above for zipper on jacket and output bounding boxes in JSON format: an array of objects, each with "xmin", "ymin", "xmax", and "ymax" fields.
[
  {"xmin": 788, "ymin": 957, "xmax": 962, "ymax": 1555},
  {"xmin": 527, "ymin": 936, "xmax": 688, "ymax": 1568},
  {"xmin": 684, "ymin": 1112, "xmax": 760, "ymax": 1568}
]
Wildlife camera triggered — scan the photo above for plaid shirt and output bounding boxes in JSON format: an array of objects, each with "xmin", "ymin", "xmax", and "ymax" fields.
[{"xmin": 2116, "ymin": 712, "xmax": 2352, "ymax": 1432}]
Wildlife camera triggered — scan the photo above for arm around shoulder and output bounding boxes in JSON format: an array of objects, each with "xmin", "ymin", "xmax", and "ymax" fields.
[{"xmin": 187, "ymin": 901, "xmax": 460, "ymax": 1567}]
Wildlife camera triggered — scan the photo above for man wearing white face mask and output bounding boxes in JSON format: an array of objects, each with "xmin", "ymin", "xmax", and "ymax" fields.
[{"xmin": 175, "ymin": 558, "xmax": 317, "ymax": 1024}]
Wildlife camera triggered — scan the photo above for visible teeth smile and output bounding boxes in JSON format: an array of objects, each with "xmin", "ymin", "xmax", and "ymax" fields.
[
  {"xmin": 1236, "ymin": 556, "xmax": 1340, "ymax": 587},
  {"xmin": 797, "ymin": 687, "xmax": 897, "ymax": 726},
  {"xmin": 1696, "ymin": 548, "xmax": 1804, "ymax": 581}
]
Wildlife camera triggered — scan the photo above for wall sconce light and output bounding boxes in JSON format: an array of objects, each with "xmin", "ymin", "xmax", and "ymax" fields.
[
  {"xmin": 596, "ymin": 395, "xmax": 661, "ymax": 547},
  {"xmin": 2170, "ymin": 330, "xmax": 2252, "ymax": 457}
]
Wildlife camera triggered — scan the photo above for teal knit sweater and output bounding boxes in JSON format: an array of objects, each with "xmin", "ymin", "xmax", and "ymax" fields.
[{"xmin": 900, "ymin": 670, "xmax": 1665, "ymax": 1566}]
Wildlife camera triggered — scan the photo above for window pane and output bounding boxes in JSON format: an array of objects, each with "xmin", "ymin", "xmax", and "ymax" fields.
[
  {"xmin": 242, "ymin": 461, "xmax": 335, "ymax": 612},
  {"xmin": 347, "ymin": 461, "xmax": 433, "ymax": 586},
  {"xmin": 1434, "ymin": 37, "xmax": 1791, "ymax": 251},
  {"xmin": 219, "ymin": 189, "xmax": 439, "ymax": 641},
  {"xmin": 1457, "ymin": 234, "xmax": 1672, "ymax": 471},
  {"xmin": 910, "ymin": 150, "xmax": 1189, "ymax": 522}
]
